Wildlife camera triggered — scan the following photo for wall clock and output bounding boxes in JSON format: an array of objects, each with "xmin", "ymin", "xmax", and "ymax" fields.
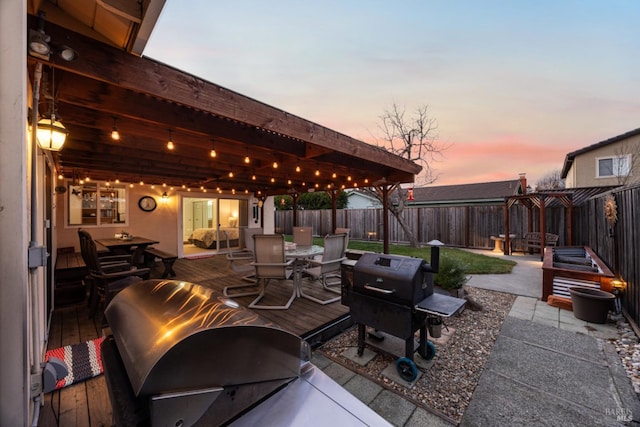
[{"xmin": 138, "ymin": 196, "xmax": 157, "ymax": 212}]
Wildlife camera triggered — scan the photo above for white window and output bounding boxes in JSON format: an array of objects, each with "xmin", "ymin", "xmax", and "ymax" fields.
[
  {"xmin": 68, "ymin": 182, "xmax": 128, "ymax": 226},
  {"xmin": 596, "ymin": 155, "xmax": 631, "ymax": 178}
]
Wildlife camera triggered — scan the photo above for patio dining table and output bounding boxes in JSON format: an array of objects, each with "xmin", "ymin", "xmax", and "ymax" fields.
[
  {"xmin": 95, "ymin": 236, "xmax": 159, "ymax": 266},
  {"xmin": 285, "ymin": 244, "xmax": 324, "ymax": 298}
]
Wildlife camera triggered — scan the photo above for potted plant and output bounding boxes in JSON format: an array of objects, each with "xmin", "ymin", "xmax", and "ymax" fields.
[{"xmin": 434, "ymin": 256, "xmax": 469, "ymax": 298}]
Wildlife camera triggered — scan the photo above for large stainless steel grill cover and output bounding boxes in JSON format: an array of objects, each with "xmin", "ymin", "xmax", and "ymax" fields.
[
  {"xmin": 103, "ymin": 279, "xmax": 393, "ymax": 426},
  {"xmin": 352, "ymin": 253, "xmax": 433, "ymax": 305},
  {"xmin": 105, "ymin": 279, "xmax": 301, "ymax": 397}
]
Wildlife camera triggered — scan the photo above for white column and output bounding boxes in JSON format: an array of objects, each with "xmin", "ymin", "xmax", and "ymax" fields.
[{"xmin": 0, "ymin": 0, "xmax": 30, "ymax": 425}]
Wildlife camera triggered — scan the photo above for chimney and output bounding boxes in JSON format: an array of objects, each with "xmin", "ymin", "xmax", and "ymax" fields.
[{"xmin": 519, "ymin": 173, "xmax": 527, "ymax": 195}]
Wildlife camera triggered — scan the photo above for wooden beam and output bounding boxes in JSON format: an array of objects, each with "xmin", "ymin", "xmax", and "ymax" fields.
[{"xmin": 34, "ymin": 18, "xmax": 420, "ymax": 177}]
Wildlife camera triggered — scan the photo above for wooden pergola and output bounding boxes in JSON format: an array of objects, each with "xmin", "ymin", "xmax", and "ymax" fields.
[{"xmin": 503, "ymin": 192, "xmax": 574, "ymax": 259}]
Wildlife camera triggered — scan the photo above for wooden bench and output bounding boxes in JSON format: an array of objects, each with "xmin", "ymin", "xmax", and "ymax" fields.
[
  {"xmin": 515, "ymin": 232, "xmax": 559, "ymax": 253},
  {"xmin": 144, "ymin": 247, "xmax": 177, "ymax": 278},
  {"xmin": 55, "ymin": 249, "xmax": 87, "ymax": 283},
  {"xmin": 54, "ymin": 248, "xmax": 88, "ymax": 306}
]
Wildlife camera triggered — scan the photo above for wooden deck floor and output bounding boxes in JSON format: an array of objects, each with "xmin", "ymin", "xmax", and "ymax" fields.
[{"xmin": 38, "ymin": 254, "xmax": 350, "ymax": 427}]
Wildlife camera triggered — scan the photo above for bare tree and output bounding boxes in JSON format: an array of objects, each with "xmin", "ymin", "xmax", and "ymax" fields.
[
  {"xmin": 360, "ymin": 103, "xmax": 447, "ymax": 247},
  {"xmin": 536, "ymin": 169, "xmax": 565, "ymax": 190},
  {"xmin": 613, "ymin": 142, "xmax": 640, "ymax": 185}
]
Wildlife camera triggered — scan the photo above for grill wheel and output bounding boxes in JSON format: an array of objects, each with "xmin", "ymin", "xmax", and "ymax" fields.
[{"xmin": 396, "ymin": 357, "xmax": 418, "ymax": 382}]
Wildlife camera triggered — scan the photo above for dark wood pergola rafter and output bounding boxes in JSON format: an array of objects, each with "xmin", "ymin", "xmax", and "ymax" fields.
[{"xmin": 27, "ymin": 16, "xmax": 420, "ymax": 198}]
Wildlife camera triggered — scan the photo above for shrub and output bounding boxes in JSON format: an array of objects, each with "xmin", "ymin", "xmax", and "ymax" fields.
[{"xmin": 434, "ymin": 256, "xmax": 469, "ymax": 290}]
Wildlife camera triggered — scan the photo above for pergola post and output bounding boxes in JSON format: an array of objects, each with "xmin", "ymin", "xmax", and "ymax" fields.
[
  {"xmin": 539, "ymin": 195, "xmax": 546, "ymax": 261},
  {"xmin": 329, "ymin": 189, "xmax": 338, "ymax": 233},
  {"xmin": 503, "ymin": 199, "xmax": 510, "ymax": 255},
  {"xmin": 382, "ymin": 186, "xmax": 390, "ymax": 254},
  {"xmin": 292, "ymin": 193, "xmax": 299, "ymax": 227}
]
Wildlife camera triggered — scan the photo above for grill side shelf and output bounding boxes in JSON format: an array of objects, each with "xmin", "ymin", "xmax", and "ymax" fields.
[{"xmin": 414, "ymin": 293, "xmax": 466, "ymax": 318}]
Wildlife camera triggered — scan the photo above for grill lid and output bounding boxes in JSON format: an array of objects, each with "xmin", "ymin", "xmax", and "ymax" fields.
[
  {"xmin": 353, "ymin": 253, "xmax": 433, "ymax": 304},
  {"xmin": 104, "ymin": 280, "xmax": 302, "ymax": 396}
]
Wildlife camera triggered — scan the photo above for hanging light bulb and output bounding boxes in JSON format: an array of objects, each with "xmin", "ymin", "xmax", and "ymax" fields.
[
  {"xmin": 332, "ymin": 172, "xmax": 337, "ymax": 179},
  {"xmin": 295, "ymin": 164, "xmax": 301, "ymax": 173},
  {"xmin": 229, "ymin": 170, "xmax": 234, "ymax": 178},
  {"xmin": 210, "ymin": 145, "xmax": 217, "ymax": 157},
  {"xmin": 273, "ymin": 160, "xmax": 279, "ymax": 169},
  {"xmin": 315, "ymin": 169, "xmax": 320, "ymax": 177},
  {"xmin": 167, "ymin": 130, "xmax": 175, "ymax": 150},
  {"xmin": 252, "ymin": 173, "xmax": 257, "ymax": 181},
  {"xmin": 111, "ymin": 117, "xmax": 120, "ymax": 140},
  {"xmin": 244, "ymin": 148, "xmax": 251, "ymax": 164}
]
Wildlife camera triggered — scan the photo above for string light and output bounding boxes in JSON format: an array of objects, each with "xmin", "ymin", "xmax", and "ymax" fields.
[
  {"xmin": 167, "ymin": 130, "xmax": 175, "ymax": 150},
  {"xmin": 111, "ymin": 117, "xmax": 120, "ymax": 140}
]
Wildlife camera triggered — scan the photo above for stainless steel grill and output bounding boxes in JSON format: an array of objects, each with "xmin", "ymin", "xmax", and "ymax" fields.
[
  {"xmin": 343, "ymin": 252, "xmax": 466, "ymax": 381},
  {"xmin": 102, "ymin": 279, "xmax": 392, "ymax": 426}
]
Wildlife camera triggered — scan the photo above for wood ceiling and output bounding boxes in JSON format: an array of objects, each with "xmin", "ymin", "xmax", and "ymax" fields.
[{"xmin": 27, "ymin": 11, "xmax": 420, "ymax": 197}]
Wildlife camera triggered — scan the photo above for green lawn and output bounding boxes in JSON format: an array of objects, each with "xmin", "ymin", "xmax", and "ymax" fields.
[{"xmin": 301, "ymin": 237, "xmax": 516, "ymax": 274}]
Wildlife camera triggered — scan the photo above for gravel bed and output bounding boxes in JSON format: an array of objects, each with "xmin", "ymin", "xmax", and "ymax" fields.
[
  {"xmin": 614, "ymin": 320, "xmax": 640, "ymax": 396},
  {"xmin": 317, "ymin": 287, "xmax": 516, "ymax": 423}
]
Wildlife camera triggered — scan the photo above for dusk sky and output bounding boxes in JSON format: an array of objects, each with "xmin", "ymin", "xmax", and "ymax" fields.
[{"xmin": 144, "ymin": 1, "xmax": 639, "ymax": 187}]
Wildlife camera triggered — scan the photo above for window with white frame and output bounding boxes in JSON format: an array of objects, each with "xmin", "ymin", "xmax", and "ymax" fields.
[
  {"xmin": 68, "ymin": 182, "xmax": 128, "ymax": 226},
  {"xmin": 596, "ymin": 155, "xmax": 631, "ymax": 178}
]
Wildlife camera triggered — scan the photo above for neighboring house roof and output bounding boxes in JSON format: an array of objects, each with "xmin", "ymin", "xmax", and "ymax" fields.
[
  {"xmin": 561, "ymin": 127, "xmax": 640, "ymax": 178},
  {"xmin": 408, "ymin": 179, "xmax": 524, "ymax": 206}
]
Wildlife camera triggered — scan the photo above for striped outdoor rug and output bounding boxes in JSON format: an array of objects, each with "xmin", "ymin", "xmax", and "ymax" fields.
[{"xmin": 45, "ymin": 337, "xmax": 105, "ymax": 390}]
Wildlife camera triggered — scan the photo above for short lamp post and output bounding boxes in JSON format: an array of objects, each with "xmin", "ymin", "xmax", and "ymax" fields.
[{"xmin": 611, "ymin": 279, "xmax": 626, "ymax": 315}]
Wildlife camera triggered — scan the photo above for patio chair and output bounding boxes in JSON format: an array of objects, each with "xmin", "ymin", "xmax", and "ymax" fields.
[
  {"xmin": 242, "ymin": 227, "xmax": 263, "ymax": 255},
  {"xmin": 301, "ymin": 233, "xmax": 347, "ymax": 305},
  {"xmin": 293, "ymin": 226, "xmax": 313, "ymax": 246},
  {"xmin": 78, "ymin": 229, "xmax": 150, "ymax": 319},
  {"xmin": 222, "ymin": 230, "xmax": 259, "ymax": 297},
  {"xmin": 249, "ymin": 234, "xmax": 295, "ymax": 310},
  {"xmin": 334, "ymin": 228, "xmax": 350, "ymax": 256}
]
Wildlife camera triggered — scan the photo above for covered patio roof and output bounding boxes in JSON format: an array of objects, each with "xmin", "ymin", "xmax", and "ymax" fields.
[{"xmin": 27, "ymin": 7, "xmax": 420, "ymax": 197}]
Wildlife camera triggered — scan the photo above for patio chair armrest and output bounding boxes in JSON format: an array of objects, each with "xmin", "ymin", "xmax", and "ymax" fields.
[
  {"xmin": 99, "ymin": 254, "xmax": 133, "ymax": 264},
  {"xmin": 251, "ymin": 259, "xmax": 294, "ymax": 268},
  {"xmin": 226, "ymin": 251, "xmax": 254, "ymax": 261},
  {"xmin": 101, "ymin": 262, "xmax": 135, "ymax": 273},
  {"xmin": 306, "ymin": 256, "xmax": 347, "ymax": 268},
  {"xmin": 93, "ymin": 267, "xmax": 149, "ymax": 280}
]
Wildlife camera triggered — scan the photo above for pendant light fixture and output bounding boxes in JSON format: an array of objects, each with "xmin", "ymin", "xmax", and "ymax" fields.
[{"xmin": 36, "ymin": 68, "xmax": 68, "ymax": 151}]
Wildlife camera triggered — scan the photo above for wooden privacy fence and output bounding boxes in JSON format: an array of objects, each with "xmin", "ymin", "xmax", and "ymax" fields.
[
  {"xmin": 275, "ymin": 183, "xmax": 640, "ymax": 330},
  {"xmin": 275, "ymin": 204, "xmax": 570, "ymax": 249},
  {"xmin": 572, "ymin": 183, "xmax": 640, "ymax": 330}
]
